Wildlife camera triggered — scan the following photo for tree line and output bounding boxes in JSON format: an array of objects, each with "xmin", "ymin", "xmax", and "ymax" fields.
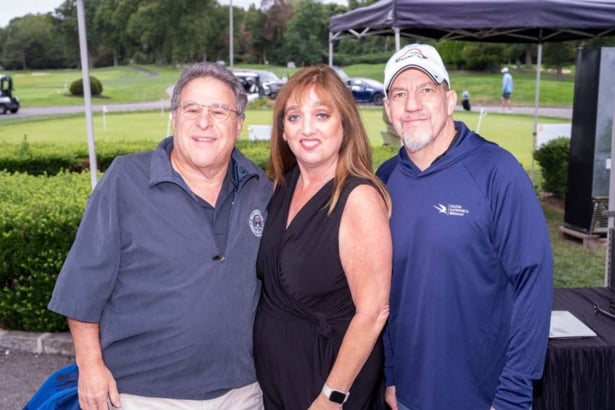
[{"xmin": 1, "ymin": 0, "xmax": 613, "ymax": 72}]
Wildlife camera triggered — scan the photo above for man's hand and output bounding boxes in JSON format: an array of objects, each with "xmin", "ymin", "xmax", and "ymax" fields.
[
  {"xmin": 77, "ymin": 361, "xmax": 120, "ymax": 410},
  {"xmin": 385, "ymin": 386, "xmax": 398, "ymax": 410},
  {"xmin": 68, "ymin": 319, "xmax": 120, "ymax": 410}
]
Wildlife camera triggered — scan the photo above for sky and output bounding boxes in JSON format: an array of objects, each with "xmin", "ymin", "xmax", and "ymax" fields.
[
  {"xmin": 0, "ymin": 0, "xmax": 258, "ymax": 28},
  {"xmin": 1, "ymin": 0, "xmax": 347, "ymax": 29},
  {"xmin": 1, "ymin": 0, "xmax": 66, "ymax": 28}
]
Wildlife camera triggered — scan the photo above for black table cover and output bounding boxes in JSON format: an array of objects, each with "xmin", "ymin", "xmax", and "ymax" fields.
[{"xmin": 533, "ymin": 287, "xmax": 615, "ymax": 410}]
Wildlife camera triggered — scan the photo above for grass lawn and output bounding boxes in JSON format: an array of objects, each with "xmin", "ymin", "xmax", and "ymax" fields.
[
  {"xmin": 4, "ymin": 64, "xmax": 575, "ymax": 108},
  {"xmin": 543, "ymin": 203, "xmax": 606, "ymax": 288},
  {"xmin": 8, "ymin": 66, "xmax": 179, "ymax": 107},
  {"xmin": 0, "ymin": 107, "xmax": 565, "ymax": 172}
]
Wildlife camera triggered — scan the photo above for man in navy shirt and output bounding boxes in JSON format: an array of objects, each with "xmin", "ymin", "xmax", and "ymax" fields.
[{"xmin": 377, "ymin": 44, "xmax": 552, "ymax": 410}]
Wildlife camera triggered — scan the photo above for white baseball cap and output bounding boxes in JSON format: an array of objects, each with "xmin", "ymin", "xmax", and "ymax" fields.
[
  {"xmin": 384, "ymin": 43, "xmax": 450, "ymax": 96},
  {"xmin": 501, "ymin": 67, "xmax": 509, "ymax": 73}
]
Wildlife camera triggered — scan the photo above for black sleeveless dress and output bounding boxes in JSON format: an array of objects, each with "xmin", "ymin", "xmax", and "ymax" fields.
[{"xmin": 254, "ymin": 166, "xmax": 385, "ymax": 409}]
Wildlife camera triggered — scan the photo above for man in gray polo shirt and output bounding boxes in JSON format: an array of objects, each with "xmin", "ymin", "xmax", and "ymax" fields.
[{"xmin": 48, "ymin": 62, "xmax": 272, "ymax": 410}]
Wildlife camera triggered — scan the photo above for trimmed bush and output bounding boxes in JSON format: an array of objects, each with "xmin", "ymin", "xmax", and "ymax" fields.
[
  {"xmin": 0, "ymin": 140, "xmax": 156, "ymax": 175},
  {"xmin": 0, "ymin": 171, "xmax": 92, "ymax": 331},
  {"xmin": 69, "ymin": 76, "xmax": 103, "ymax": 96},
  {"xmin": 533, "ymin": 137, "xmax": 570, "ymax": 198}
]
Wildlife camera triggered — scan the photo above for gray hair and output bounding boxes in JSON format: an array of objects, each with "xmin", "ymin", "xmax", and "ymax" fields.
[{"xmin": 170, "ymin": 62, "xmax": 247, "ymax": 119}]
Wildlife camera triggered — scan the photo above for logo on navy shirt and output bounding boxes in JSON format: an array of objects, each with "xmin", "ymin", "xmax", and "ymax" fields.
[
  {"xmin": 433, "ymin": 203, "xmax": 470, "ymax": 216},
  {"xmin": 249, "ymin": 209, "xmax": 265, "ymax": 237}
]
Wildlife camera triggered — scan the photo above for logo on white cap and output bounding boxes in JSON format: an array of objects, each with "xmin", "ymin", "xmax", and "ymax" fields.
[{"xmin": 384, "ymin": 44, "xmax": 450, "ymax": 96}]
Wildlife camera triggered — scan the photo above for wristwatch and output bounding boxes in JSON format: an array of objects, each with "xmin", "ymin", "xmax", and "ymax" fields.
[{"xmin": 322, "ymin": 383, "xmax": 350, "ymax": 404}]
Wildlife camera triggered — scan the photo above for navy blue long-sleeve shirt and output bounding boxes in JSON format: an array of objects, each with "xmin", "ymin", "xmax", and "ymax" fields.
[{"xmin": 377, "ymin": 122, "xmax": 553, "ymax": 410}]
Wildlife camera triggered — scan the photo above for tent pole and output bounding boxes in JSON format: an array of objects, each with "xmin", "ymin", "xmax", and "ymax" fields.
[
  {"xmin": 329, "ymin": 33, "xmax": 333, "ymax": 66},
  {"xmin": 395, "ymin": 27, "xmax": 400, "ymax": 50},
  {"xmin": 76, "ymin": 0, "xmax": 98, "ymax": 190},
  {"xmin": 229, "ymin": 0, "xmax": 234, "ymax": 68},
  {"xmin": 606, "ymin": 91, "xmax": 615, "ymax": 288},
  {"xmin": 530, "ymin": 42, "xmax": 542, "ymax": 183}
]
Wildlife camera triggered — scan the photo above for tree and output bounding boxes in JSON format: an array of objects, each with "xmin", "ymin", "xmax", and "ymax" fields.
[
  {"xmin": 263, "ymin": 1, "xmax": 293, "ymax": 65},
  {"xmin": 94, "ymin": 0, "xmax": 132, "ymax": 65},
  {"xmin": 283, "ymin": 0, "xmax": 329, "ymax": 66},
  {"xmin": 1, "ymin": 14, "xmax": 65, "ymax": 69},
  {"xmin": 438, "ymin": 41, "xmax": 466, "ymax": 70},
  {"xmin": 543, "ymin": 41, "xmax": 576, "ymax": 80},
  {"xmin": 462, "ymin": 43, "xmax": 507, "ymax": 71},
  {"xmin": 3, "ymin": 0, "xmax": 613, "ymax": 71},
  {"xmin": 122, "ymin": 0, "xmax": 218, "ymax": 65},
  {"xmin": 239, "ymin": 6, "xmax": 268, "ymax": 64},
  {"xmin": 53, "ymin": 0, "xmax": 104, "ymax": 68}
]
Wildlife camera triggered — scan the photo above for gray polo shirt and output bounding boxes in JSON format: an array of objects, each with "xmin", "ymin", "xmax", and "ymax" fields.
[{"xmin": 48, "ymin": 137, "xmax": 272, "ymax": 399}]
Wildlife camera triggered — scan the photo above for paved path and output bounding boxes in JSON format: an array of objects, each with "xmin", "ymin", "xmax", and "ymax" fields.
[
  {"xmin": 455, "ymin": 104, "xmax": 572, "ymax": 119},
  {"xmin": 0, "ymin": 86, "xmax": 175, "ymax": 121},
  {"xmin": 0, "ymin": 101, "xmax": 572, "ymax": 120},
  {"xmin": 0, "ymin": 350, "xmax": 75, "ymax": 409},
  {"xmin": 0, "ymin": 100, "xmax": 171, "ymax": 119}
]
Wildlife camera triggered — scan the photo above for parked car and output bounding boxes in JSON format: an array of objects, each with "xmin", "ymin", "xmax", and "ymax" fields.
[
  {"xmin": 331, "ymin": 66, "xmax": 385, "ymax": 106},
  {"xmin": 0, "ymin": 74, "xmax": 19, "ymax": 114},
  {"xmin": 253, "ymin": 69, "xmax": 286, "ymax": 99},
  {"xmin": 232, "ymin": 69, "xmax": 286, "ymax": 100},
  {"xmin": 233, "ymin": 71, "xmax": 264, "ymax": 102},
  {"xmin": 348, "ymin": 77, "xmax": 385, "ymax": 106}
]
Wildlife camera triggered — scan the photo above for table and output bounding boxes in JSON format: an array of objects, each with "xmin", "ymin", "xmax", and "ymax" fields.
[{"xmin": 533, "ymin": 287, "xmax": 615, "ymax": 410}]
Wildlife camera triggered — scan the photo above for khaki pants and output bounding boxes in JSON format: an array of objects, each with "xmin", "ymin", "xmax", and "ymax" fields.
[{"xmin": 110, "ymin": 382, "xmax": 263, "ymax": 410}]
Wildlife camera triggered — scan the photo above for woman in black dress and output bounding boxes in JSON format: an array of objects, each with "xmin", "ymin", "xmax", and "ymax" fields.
[{"xmin": 254, "ymin": 65, "xmax": 392, "ymax": 409}]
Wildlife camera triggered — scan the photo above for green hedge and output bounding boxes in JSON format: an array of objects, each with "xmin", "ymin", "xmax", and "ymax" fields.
[
  {"xmin": 0, "ymin": 140, "xmax": 399, "ymax": 332},
  {"xmin": 0, "ymin": 171, "xmax": 92, "ymax": 331},
  {"xmin": 0, "ymin": 139, "xmax": 157, "ymax": 175},
  {"xmin": 533, "ymin": 137, "xmax": 569, "ymax": 199}
]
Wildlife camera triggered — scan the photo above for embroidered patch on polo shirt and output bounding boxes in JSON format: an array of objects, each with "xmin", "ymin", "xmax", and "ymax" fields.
[{"xmin": 249, "ymin": 209, "xmax": 265, "ymax": 237}]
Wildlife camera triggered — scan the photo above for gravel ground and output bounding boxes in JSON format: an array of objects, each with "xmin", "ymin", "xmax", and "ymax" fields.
[{"xmin": 0, "ymin": 350, "xmax": 75, "ymax": 410}]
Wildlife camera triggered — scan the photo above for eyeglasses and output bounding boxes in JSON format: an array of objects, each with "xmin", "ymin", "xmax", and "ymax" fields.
[{"xmin": 178, "ymin": 101, "xmax": 238, "ymax": 122}]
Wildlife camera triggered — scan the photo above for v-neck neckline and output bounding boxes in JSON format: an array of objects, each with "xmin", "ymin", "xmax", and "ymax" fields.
[{"xmin": 284, "ymin": 167, "xmax": 334, "ymax": 231}]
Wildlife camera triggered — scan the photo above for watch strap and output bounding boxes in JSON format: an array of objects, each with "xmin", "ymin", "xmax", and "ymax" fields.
[{"xmin": 322, "ymin": 383, "xmax": 350, "ymax": 404}]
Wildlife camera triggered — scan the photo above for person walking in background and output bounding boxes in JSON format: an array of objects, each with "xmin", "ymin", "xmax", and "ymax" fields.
[
  {"xmin": 461, "ymin": 89, "xmax": 471, "ymax": 111},
  {"xmin": 377, "ymin": 43, "xmax": 553, "ymax": 410},
  {"xmin": 48, "ymin": 62, "xmax": 272, "ymax": 410},
  {"xmin": 501, "ymin": 67, "xmax": 513, "ymax": 112},
  {"xmin": 254, "ymin": 64, "xmax": 392, "ymax": 409}
]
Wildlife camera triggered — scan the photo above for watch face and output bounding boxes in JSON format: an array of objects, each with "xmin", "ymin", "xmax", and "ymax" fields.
[{"xmin": 329, "ymin": 390, "xmax": 347, "ymax": 404}]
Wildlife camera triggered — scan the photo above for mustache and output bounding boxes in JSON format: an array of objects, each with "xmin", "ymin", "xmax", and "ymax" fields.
[{"xmin": 398, "ymin": 114, "xmax": 426, "ymax": 121}]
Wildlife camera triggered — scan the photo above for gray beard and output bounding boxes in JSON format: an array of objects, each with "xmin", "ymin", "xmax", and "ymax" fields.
[{"xmin": 401, "ymin": 130, "xmax": 434, "ymax": 153}]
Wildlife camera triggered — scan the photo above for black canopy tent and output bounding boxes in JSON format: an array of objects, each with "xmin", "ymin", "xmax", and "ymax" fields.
[
  {"xmin": 329, "ymin": 0, "xmax": 615, "ymax": 284},
  {"xmin": 329, "ymin": 0, "xmax": 615, "ymax": 47}
]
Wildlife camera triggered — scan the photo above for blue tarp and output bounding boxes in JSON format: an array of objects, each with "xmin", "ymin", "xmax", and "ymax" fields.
[{"xmin": 23, "ymin": 363, "xmax": 79, "ymax": 410}]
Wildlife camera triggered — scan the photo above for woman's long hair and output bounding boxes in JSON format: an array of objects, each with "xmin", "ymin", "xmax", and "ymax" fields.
[{"xmin": 268, "ymin": 64, "xmax": 391, "ymax": 215}]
